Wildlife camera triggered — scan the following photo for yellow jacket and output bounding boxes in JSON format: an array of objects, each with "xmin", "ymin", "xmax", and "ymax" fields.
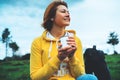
[{"xmin": 30, "ymin": 30, "xmax": 85, "ymax": 80}]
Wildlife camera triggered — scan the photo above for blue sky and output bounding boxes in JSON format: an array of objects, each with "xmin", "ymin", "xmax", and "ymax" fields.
[{"xmin": 0, "ymin": 0, "xmax": 120, "ymax": 59}]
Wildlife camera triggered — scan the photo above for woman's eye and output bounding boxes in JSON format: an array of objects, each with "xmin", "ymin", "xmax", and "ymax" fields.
[
  {"xmin": 60, "ymin": 10, "xmax": 66, "ymax": 13},
  {"xmin": 60, "ymin": 10, "xmax": 69, "ymax": 14}
]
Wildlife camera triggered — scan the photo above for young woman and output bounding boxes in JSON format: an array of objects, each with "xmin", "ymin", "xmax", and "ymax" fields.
[{"xmin": 30, "ymin": 1, "xmax": 98, "ymax": 80}]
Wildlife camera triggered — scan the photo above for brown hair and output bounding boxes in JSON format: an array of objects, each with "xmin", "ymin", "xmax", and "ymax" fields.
[{"xmin": 42, "ymin": 1, "xmax": 68, "ymax": 31}]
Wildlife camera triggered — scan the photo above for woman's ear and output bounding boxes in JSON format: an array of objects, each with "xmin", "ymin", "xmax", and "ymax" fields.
[{"xmin": 51, "ymin": 18, "xmax": 54, "ymax": 21}]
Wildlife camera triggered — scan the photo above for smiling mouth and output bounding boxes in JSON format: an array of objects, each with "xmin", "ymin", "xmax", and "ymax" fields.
[{"xmin": 64, "ymin": 17, "xmax": 70, "ymax": 21}]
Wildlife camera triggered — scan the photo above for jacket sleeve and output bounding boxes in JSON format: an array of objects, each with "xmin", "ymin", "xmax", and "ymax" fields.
[
  {"xmin": 30, "ymin": 38, "xmax": 60, "ymax": 80},
  {"xmin": 69, "ymin": 37, "xmax": 85, "ymax": 78}
]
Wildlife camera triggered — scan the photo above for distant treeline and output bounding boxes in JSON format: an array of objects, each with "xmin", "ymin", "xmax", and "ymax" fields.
[{"xmin": 0, "ymin": 53, "xmax": 30, "ymax": 62}]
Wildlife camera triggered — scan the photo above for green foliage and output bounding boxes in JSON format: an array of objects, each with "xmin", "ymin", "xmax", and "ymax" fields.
[
  {"xmin": 0, "ymin": 60, "xmax": 30, "ymax": 80},
  {"xmin": 9, "ymin": 42, "xmax": 19, "ymax": 52},
  {"xmin": 105, "ymin": 54, "xmax": 120, "ymax": 80},
  {"xmin": 1, "ymin": 28, "xmax": 12, "ymax": 58},
  {"xmin": 9, "ymin": 42, "xmax": 19, "ymax": 57},
  {"xmin": 1, "ymin": 28, "xmax": 10, "ymax": 43},
  {"xmin": 107, "ymin": 32, "xmax": 119, "ymax": 46},
  {"xmin": 1, "ymin": 28, "xmax": 19, "ymax": 59},
  {"xmin": 107, "ymin": 32, "xmax": 119, "ymax": 54},
  {"xmin": 0, "ymin": 55, "xmax": 120, "ymax": 80}
]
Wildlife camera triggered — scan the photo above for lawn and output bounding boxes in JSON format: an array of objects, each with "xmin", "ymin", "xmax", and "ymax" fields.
[
  {"xmin": 105, "ymin": 54, "xmax": 120, "ymax": 80},
  {"xmin": 0, "ymin": 60, "xmax": 30, "ymax": 80},
  {"xmin": 0, "ymin": 54, "xmax": 120, "ymax": 80}
]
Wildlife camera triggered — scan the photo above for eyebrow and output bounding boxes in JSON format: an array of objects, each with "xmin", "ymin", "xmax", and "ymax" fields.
[{"xmin": 57, "ymin": 8, "xmax": 69, "ymax": 12}]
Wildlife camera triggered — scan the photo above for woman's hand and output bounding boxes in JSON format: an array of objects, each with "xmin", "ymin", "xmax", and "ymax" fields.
[
  {"xmin": 67, "ymin": 37, "xmax": 77, "ymax": 58},
  {"xmin": 57, "ymin": 37, "xmax": 77, "ymax": 61},
  {"xmin": 57, "ymin": 45, "xmax": 71, "ymax": 61}
]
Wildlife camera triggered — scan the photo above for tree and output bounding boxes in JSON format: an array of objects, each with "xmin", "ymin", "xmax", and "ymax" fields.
[
  {"xmin": 9, "ymin": 42, "xmax": 19, "ymax": 58},
  {"xmin": 107, "ymin": 32, "xmax": 119, "ymax": 54},
  {"xmin": 1, "ymin": 28, "xmax": 12, "ymax": 57}
]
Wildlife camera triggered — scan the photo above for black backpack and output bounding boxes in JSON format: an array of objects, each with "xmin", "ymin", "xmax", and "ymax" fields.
[{"xmin": 84, "ymin": 48, "xmax": 105, "ymax": 64}]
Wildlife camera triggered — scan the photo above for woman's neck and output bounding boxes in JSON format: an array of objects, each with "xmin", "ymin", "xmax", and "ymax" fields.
[{"xmin": 50, "ymin": 26, "xmax": 65, "ymax": 39}]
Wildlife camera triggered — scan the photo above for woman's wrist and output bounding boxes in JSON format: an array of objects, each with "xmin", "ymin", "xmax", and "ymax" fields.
[{"xmin": 57, "ymin": 55, "xmax": 64, "ymax": 61}]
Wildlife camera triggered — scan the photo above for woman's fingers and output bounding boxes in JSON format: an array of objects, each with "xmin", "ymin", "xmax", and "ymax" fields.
[{"xmin": 58, "ymin": 37, "xmax": 77, "ymax": 60}]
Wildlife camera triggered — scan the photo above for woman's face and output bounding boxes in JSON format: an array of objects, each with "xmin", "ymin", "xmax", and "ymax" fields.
[{"xmin": 53, "ymin": 5, "xmax": 70, "ymax": 27}]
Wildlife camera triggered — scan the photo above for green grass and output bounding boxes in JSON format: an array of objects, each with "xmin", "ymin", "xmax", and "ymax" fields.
[
  {"xmin": 0, "ymin": 54, "xmax": 120, "ymax": 80},
  {"xmin": 0, "ymin": 60, "xmax": 30, "ymax": 80},
  {"xmin": 105, "ymin": 54, "xmax": 120, "ymax": 80}
]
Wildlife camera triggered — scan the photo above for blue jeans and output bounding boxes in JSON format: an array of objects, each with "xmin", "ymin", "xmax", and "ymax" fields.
[{"xmin": 76, "ymin": 74, "xmax": 98, "ymax": 80}]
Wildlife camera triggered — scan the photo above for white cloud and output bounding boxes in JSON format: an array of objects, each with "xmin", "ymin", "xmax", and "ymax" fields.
[
  {"xmin": 68, "ymin": 0, "xmax": 120, "ymax": 53},
  {"xmin": 0, "ymin": 0, "xmax": 120, "ymax": 59}
]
